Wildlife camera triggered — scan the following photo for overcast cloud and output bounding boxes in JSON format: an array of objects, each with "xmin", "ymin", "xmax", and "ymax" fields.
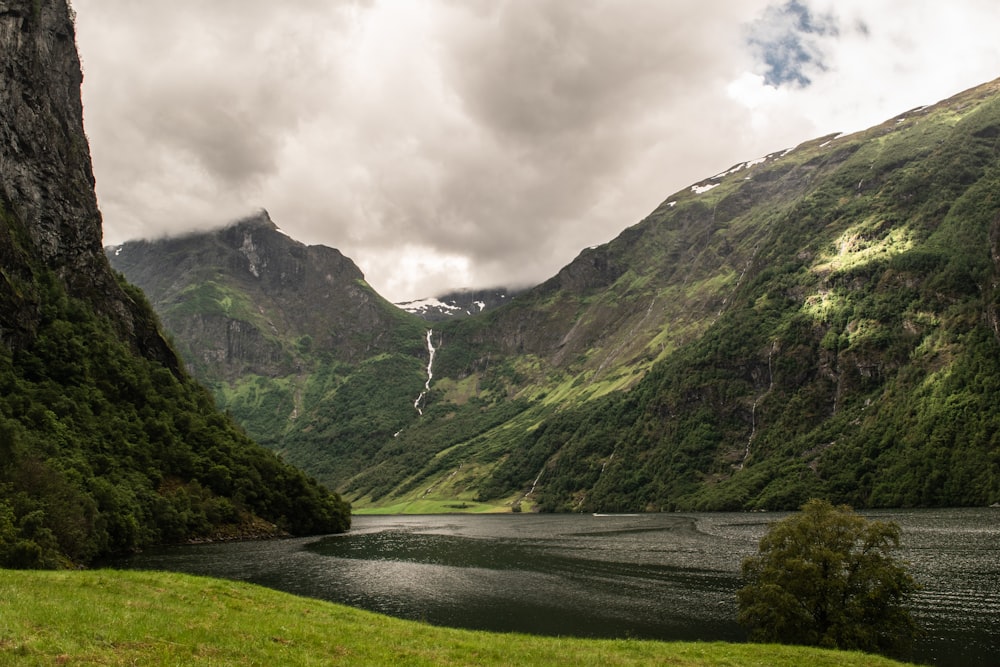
[{"xmin": 73, "ymin": 1, "xmax": 1000, "ymax": 301}]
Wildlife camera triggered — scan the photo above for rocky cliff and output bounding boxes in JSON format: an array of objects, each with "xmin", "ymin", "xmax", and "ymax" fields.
[
  {"xmin": 0, "ymin": 0, "xmax": 174, "ymax": 367},
  {"xmin": 108, "ymin": 210, "xmax": 425, "ymax": 380},
  {"xmin": 0, "ymin": 0, "xmax": 349, "ymax": 568}
]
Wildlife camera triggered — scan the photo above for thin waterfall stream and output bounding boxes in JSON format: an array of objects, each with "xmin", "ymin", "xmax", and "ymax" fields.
[{"xmin": 414, "ymin": 329, "xmax": 436, "ymax": 415}]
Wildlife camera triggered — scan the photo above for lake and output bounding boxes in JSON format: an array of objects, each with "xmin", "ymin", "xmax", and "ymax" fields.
[{"xmin": 111, "ymin": 508, "xmax": 999, "ymax": 666}]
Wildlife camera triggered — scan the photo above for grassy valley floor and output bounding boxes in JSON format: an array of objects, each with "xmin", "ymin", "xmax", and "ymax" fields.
[{"xmin": 0, "ymin": 569, "xmax": 913, "ymax": 666}]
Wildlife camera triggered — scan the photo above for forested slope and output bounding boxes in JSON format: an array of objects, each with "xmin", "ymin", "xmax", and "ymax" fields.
[{"xmin": 482, "ymin": 80, "xmax": 1000, "ymax": 511}]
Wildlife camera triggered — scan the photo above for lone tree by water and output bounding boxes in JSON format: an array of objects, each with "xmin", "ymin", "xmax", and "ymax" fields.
[{"xmin": 737, "ymin": 499, "xmax": 918, "ymax": 658}]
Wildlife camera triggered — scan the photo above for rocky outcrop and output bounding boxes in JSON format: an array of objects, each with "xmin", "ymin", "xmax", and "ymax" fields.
[
  {"xmin": 108, "ymin": 210, "xmax": 425, "ymax": 381},
  {"xmin": 0, "ymin": 0, "xmax": 177, "ymax": 369}
]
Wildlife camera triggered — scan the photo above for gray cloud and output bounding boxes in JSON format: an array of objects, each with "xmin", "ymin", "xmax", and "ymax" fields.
[{"xmin": 73, "ymin": 0, "xmax": 1000, "ymax": 301}]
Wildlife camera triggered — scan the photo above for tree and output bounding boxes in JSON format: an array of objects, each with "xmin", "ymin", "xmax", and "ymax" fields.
[{"xmin": 737, "ymin": 499, "xmax": 918, "ymax": 658}]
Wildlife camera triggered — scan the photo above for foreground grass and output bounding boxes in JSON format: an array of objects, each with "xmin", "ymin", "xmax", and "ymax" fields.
[{"xmin": 0, "ymin": 570, "xmax": 912, "ymax": 666}]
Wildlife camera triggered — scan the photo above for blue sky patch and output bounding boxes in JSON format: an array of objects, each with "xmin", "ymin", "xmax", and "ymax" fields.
[{"xmin": 747, "ymin": 0, "xmax": 839, "ymax": 87}]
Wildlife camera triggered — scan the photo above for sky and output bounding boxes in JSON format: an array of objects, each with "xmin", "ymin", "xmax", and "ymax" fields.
[{"xmin": 73, "ymin": 0, "xmax": 1000, "ymax": 302}]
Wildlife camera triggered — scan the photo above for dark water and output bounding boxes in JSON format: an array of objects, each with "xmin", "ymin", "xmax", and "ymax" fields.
[{"xmin": 111, "ymin": 508, "xmax": 999, "ymax": 666}]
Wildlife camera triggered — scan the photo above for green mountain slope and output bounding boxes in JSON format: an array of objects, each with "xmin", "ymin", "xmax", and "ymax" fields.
[
  {"xmin": 474, "ymin": 78, "xmax": 1000, "ymax": 511},
  {"xmin": 0, "ymin": 0, "xmax": 348, "ymax": 569},
  {"xmin": 108, "ymin": 212, "xmax": 433, "ymax": 487},
  {"xmin": 114, "ymin": 78, "xmax": 1000, "ymax": 513}
]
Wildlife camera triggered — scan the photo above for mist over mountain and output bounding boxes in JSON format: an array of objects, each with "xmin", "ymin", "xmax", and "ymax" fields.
[{"xmin": 111, "ymin": 77, "xmax": 1000, "ymax": 513}]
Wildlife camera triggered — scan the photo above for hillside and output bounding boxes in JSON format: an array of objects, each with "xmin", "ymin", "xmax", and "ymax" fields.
[
  {"xmin": 112, "ymin": 78, "xmax": 1000, "ymax": 513},
  {"xmin": 108, "ymin": 212, "xmax": 432, "ymax": 486},
  {"xmin": 0, "ymin": 0, "xmax": 349, "ymax": 569},
  {"xmin": 2, "ymin": 569, "xmax": 911, "ymax": 667}
]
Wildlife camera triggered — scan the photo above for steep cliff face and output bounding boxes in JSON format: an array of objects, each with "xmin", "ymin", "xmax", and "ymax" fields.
[
  {"xmin": 0, "ymin": 0, "xmax": 349, "ymax": 568},
  {"xmin": 0, "ymin": 0, "xmax": 175, "ymax": 368}
]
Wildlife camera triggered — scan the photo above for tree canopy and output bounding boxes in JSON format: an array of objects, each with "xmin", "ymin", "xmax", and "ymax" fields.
[{"xmin": 737, "ymin": 499, "xmax": 918, "ymax": 658}]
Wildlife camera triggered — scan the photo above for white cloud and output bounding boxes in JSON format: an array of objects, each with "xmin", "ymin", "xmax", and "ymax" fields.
[{"xmin": 73, "ymin": 0, "xmax": 1000, "ymax": 301}]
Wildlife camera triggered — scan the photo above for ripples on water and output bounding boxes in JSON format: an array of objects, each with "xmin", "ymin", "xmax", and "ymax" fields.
[{"xmin": 114, "ymin": 508, "xmax": 999, "ymax": 666}]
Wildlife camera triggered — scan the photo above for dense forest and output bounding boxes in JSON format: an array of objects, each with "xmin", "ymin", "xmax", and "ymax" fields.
[{"xmin": 0, "ymin": 259, "xmax": 350, "ymax": 568}]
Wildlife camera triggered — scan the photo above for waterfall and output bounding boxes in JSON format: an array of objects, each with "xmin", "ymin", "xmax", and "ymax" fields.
[
  {"xmin": 414, "ymin": 329, "xmax": 436, "ymax": 415},
  {"xmin": 738, "ymin": 341, "xmax": 776, "ymax": 470},
  {"xmin": 526, "ymin": 465, "xmax": 545, "ymax": 497}
]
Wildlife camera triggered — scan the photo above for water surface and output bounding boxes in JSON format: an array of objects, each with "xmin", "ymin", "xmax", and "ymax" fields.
[{"xmin": 114, "ymin": 509, "xmax": 999, "ymax": 666}]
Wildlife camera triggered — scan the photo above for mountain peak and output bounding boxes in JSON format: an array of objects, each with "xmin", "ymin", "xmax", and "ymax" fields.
[{"xmin": 230, "ymin": 208, "xmax": 280, "ymax": 234}]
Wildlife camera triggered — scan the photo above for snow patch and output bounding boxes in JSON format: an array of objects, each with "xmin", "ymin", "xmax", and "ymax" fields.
[
  {"xmin": 818, "ymin": 132, "xmax": 843, "ymax": 148},
  {"xmin": 712, "ymin": 156, "xmax": 768, "ymax": 180},
  {"xmin": 398, "ymin": 297, "xmax": 463, "ymax": 315},
  {"xmin": 691, "ymin": 182, "xmax": 719, "ymax": 195}
]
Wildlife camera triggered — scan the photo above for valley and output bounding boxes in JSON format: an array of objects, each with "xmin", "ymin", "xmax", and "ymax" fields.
[{"xmin": 110, "ymin": 78, "xmax": 1000, "ymax": 514}]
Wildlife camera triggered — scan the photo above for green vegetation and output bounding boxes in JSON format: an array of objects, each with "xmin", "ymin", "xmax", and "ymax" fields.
[
  {"xmin": 0, "ymin": 268, "xmax": 349, "ymax": 568},
  {"xmin": 466, "ymin": 81, "xmax": 1000, "ymax": 513},
  {"xmin": 3, "ymin": 209, "xmax": 350, "ymax": 568},
  {"xmin": 113, "ymin": 79, "xmax": 1000, "ymax": 515},
  {"xmin": 0, "ymin": 569, "xmax": 914, "ymax": 666},
  {"xmin": 737, "ymin": 500, "xmax": 918, "ymax": 659}
]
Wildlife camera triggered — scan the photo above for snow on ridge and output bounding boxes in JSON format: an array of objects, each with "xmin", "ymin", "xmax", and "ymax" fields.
[
  {"xmin": 397, "ymin": 297, "xmax": 463, "ymax": 314},
  {"xmin": 818, "ymin": 133, "xmax": 844, "ymax": 148},
  {"xmin": 711, "ymin": 155, "xmax": 769, "ymax": 180},
  {"xmin": 691, "ymin": 182, "xmax": 719, "ymax": 195}
]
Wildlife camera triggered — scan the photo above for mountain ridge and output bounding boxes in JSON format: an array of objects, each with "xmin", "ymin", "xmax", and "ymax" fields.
[{"xmin": 111, "ymin": 76, "xmax": 1000, "ymax": 512}]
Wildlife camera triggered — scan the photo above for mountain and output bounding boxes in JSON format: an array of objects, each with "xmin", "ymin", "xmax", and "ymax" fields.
[
  {"xmin": 107, "ymin": 210, "xmax": 423, "ymax": 379},
  {"xmin": 112, "ymin": 78, "xmax": 1000, "ymax": 513},
  {"xmin": 107, "ymin": 212, "xmax": 432, "ymax": 489},
  {"xmin": 396, "ymin": 288, "xmax": 520, "ymax": 321},
  {"xmin": 0, "ymin": 0, "xmax": 348, "ymax": 569}
]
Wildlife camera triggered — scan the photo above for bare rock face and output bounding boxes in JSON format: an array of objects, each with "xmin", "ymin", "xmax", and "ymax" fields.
[
  {"xmin": 0, "ymin": 0, "xmax": 100, "ymax": 281},
  {"xmin": 0, "ymin": 0, "xmax": 177, "ymax": 369},
  {"xmin": 108, "ymin": 211, "xmax": 420, "ymax": 381}
]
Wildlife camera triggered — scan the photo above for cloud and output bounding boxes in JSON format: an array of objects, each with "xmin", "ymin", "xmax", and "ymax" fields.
[
  {"xmin": 74, "ymin": 1, "xmax": 1000, "ymax": 301},
  {"xmin": 746, "ymin": 0, "xmax": 839, "ymax": 86}
]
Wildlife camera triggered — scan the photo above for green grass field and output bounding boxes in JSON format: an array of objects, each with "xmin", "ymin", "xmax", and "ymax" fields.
[{"xmin": 0, "ymin": 569, "xmax": 913, "ymax": 666}]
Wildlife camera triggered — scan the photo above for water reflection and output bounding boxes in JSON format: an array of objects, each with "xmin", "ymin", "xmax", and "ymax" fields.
[{"xmin": 112, "ymin": 509, "xmax": 1000, "ymax": 666}]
